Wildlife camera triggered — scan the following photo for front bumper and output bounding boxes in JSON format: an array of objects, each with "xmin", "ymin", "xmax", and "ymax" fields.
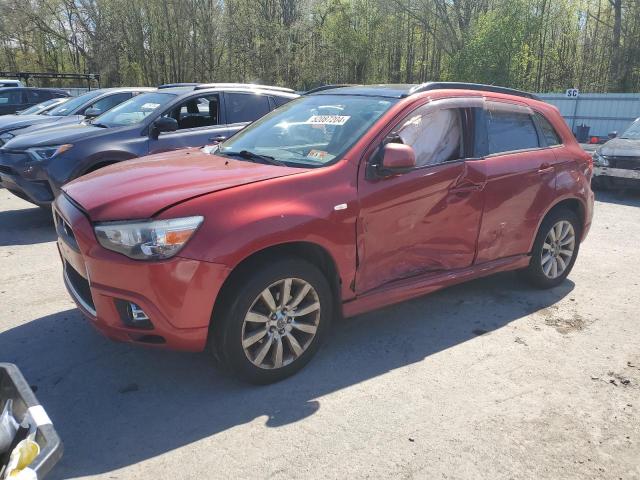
[
  {"xmin": 0, "ymin": 150, "xmax": 55, "ymax": 206},
  {"xmin": 54, "ymin": 194, "xmax": 231, "ymax": 352},
  {"xmin": 594, "ymin": 166, "xmax": 640, "ymax": 180}
]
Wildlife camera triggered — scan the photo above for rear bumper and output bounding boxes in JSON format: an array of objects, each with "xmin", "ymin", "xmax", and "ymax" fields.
[{"xmin": 54, "ymin": 194, "xmax": 230, "ymax": 352}]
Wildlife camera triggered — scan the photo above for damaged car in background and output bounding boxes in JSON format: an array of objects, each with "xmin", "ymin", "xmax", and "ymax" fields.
[{"xmin": 592, "ymin": 117, "xmax": 640, "ymax": 190}]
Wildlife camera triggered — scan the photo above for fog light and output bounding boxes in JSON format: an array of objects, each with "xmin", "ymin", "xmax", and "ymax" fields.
[
  {"xmin": 114, "ymin": 299, "xmax": 153, "ymax": 329},
  {"xmin": 129, "ymin": 303, "xmax": 150, "ymax": 322}
]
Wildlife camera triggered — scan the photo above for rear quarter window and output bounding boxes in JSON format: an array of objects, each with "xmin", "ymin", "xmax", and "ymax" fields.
[
  {"xmin": 534, "ymin": 112, "xmax": 563, "ymax": 146},
  {"xmin": 272, "ymin": 96, "xmax": 294, "ymax": 108},
  {"xmin": 487, "ymin": 110, "xmax": 540, "ymax": 154}
]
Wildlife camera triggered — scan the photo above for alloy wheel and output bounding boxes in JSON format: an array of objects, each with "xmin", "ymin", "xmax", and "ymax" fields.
[
  {"xmin": 541, "ymin": 220, "xmax": 576, "ymax": 279},
  {"xmin": 241, "ymin": 278, "xmax": 321, "ymax": 369}
]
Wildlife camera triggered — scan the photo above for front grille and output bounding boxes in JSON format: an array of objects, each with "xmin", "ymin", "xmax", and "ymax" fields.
[
  {"xmin": 64, "ymin": 262, "xmax": 96, "ymax": 314},
  {"xmin": 0, "ymin": 151, "xmax": 29, "ymax": 164},
  {"xmin": 53, "ymin": 209, "xmax": 79, "ymax": 251},
  {"xmin": 608, "ymin": 156, "xmax": 640, "ymax": 171},
  {"xmin": 54, "ymin": 210, "xmax": 76, "ymax": 241},
  {"xmin": 0, "ymin": 165, "xmax": 15, "ymax": 175}
]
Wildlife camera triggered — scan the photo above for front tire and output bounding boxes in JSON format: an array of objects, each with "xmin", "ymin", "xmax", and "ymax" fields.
[
  {"xmin": 213, "ymin": 258, "xmax": 333, "ymax": 384},
  {"xmin": 520, "ymin": 208, "xmax": 581, "ymax": 289}
]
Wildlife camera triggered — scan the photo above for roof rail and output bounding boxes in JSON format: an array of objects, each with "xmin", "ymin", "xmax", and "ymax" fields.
[
  {"xmin": 407, "ymin": 82, "xmax": 539, "ymax": 100},
  {"xmin": 158, "ymin": 83, "xmax": 200, "ymax": 89},
  {"xmin": 194, "ymin": 83, "xmax": 295, "ymax": 93},
  {"xmin": 304, "ymin": 84, "xmax": 353, "ymax": 95}
]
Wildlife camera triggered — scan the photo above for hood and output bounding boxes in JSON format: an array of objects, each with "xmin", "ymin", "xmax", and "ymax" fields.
[
  {"xmin": 599, "ymin": 137, "xmax": 640, "ymax": 157},
  {"xmin": 10, "ymin": 115, "xmax": 84, "ymax": 137},
  {"xmin": 2, "ymin": 121, "xmax": 108, "ymax": 150},
  {"xmin": 63, "ymin": 148, "xmax": 309, "ymax": 221},
  {"xmin": 0, "ymin": 114, "xmax": 64, "ymax": 134}
]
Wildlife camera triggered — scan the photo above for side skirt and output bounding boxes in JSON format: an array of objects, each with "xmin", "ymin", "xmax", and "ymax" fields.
[{"xmin": 342, "ymin": 254, "xmax": 530, "ymax": 318}]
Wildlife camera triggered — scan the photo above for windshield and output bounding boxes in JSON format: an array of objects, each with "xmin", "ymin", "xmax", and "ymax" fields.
[
  {"xmin": 93, "ymin": 92, "xmax": 176, "ymax": 127},
  {"xmin": 621, "ymin": 119, "xmax": 640, "ymax": 140},
  {"xmin": 218, "ymin": 94, "xmax": 397, "ymax": 167},
  {"xmin": 19, "ymin": 98, "xmax": 65, "ymax": 115},
  {"xmin": 47, "ymin": 90, "xmax": 104, "ymax": 116}
]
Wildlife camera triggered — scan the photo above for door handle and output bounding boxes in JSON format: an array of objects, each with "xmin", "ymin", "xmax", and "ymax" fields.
[
  {"xmin": 209, "ymin": 135, "xmax": 226, "ymax": 142},
  {"xmin": 450, "ymin": 181, "xmax": 485, "ymax": 194},
  {"xmin": 538, "ymin": 162, "xmax": 554, "ymax": 173}
]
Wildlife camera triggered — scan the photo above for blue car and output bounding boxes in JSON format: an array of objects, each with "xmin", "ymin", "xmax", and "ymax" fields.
[
  {"xmin": 0, "ymin": 88, "xmax": 153, "ymax": 146},
  {"xmin": 0, "ymin": 84, "xmax": 297, "ymax": 206}
]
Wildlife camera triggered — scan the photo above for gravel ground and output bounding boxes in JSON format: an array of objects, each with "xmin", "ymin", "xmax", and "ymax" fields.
[{"xmin": 0, "ymin": 189, "xmax": 639, "ymax": 480}]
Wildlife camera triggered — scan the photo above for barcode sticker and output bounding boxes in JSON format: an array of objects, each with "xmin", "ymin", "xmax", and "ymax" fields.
[{"xmin": 305, "ymin": 115, "xmax": 350, "ymax": 125}]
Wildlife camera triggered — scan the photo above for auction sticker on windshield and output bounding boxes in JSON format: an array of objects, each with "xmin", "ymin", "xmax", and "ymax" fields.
[
  {"xmin": 307, "ymin": 149, "xmax": 330, "ymax": 160},
  {"xmin": 141, "ymin": 103, "xmax": 161, "ymax": 110},
  {"xmin": 306, "ymin": 115, "xmax": 350, "ymax": 125}
]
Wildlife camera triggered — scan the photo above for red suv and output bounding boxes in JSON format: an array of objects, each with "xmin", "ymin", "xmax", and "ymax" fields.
[{"xmin": 54, "ymin": 83, "xmax": 594, "ymax": 383}]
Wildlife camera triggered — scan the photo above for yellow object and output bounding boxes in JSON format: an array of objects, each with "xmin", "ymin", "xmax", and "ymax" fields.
[{"xmin": 3, "ymin": 439, "xmax": 39, "ymax": 479}]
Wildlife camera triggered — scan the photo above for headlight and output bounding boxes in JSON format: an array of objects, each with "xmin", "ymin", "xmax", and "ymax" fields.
[
  {"xmin": 26, "ymin": 144, "xmax": 73, "ymax": 162},
  {"xmin": 94, "ymin": 216, "xmax": 204, "ymax": 260},
  {"xmin": 0, "ymin": 132, "xmax": 14, "ymax": 146},
  {"xmin": 593, "ymin": 151, "xmax": 609, "ymax": 167}
]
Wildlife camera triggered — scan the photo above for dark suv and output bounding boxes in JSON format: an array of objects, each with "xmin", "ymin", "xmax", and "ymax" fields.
[
  {"xmin": 0, "ymin": 84, "xmax": 297, "ymax": 206},
  {"xmin": 0, "ymin": 88, "xmax": 153, "ymax": 146},
  {"xmin": 0, "ymin": 87, "xmax": 69, "ymax": 116}
]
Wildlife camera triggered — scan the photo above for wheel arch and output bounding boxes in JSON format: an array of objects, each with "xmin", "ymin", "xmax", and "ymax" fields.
[
  {"xmin": 76, "ymin": 151, "xmax": 139, "ymax": 177},
  {"xmin": 209, "ymin": 241, "xmax": 343, "ymax": 335},
  {"xmin": 528, "ymin": 196, "xmax": 586, "ymax": 253},
  {"xmin": 83, "ymin": 159, "xmax": 118, "ymax": 175}
]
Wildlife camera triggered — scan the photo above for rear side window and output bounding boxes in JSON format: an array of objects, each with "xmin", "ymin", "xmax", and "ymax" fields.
[
  {"xmin": 226, "ymin": 93, "xmax": 270, "ymax": 123},
  {"xmin": 487, "ymin": 110, "xmax": 539, "ymax": 154},
  {"xmin": 535, "ymin": 113, "xmax": 562, "ymax": 146},
  {"xmin": 87, "ymin": 92, "xmax": 132, "ymax": 115},
  {"xmin": 27, "ymin": 90, "xmax": 51, "ymax": 103}
]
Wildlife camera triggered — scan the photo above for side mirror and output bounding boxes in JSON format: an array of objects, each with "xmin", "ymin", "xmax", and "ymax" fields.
[
  {"xmin": 366, "ymin": 141, "xmax": 417, "ymax": 179},
  {"xmin": 380, "ymin": 142, "xmax": 416, "ymax": 173},
  {"xmin": 608, "ymin": 131, "xmax": 618, "ymax": 139},
  {"xmin": 150, "ymin": 117, "xmax": 178, "ymax": 139},
  {"xmin": 83, "ymin": 107, "xmax": 101, "ymax": 119}
]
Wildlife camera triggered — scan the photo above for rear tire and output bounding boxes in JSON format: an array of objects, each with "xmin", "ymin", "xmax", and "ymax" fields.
[
  {"xmin": 212, "ymin": 258, "xmax": 333, "ymax": 384},
  {"xmin": 520, "ymin": 208, "xmax": 581, "ymax": 289}
]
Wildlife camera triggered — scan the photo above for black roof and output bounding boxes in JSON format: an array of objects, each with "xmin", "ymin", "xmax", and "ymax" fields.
[
  {"xmin": 0, "ymin": 86, "xmax": 70, "ymax": 95},
  {"xmin": 307, "ymin": 82, "xmax": 539, "ymax": 101}
]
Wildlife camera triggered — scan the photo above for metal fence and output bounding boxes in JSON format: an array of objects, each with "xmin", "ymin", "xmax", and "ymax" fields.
[
  {"xmin": 538, "ymin": 93, "xmax": 640, "ymax": 138},
  {"xmin": 19, "ymin": 85, "xmax": 640, "ymax": 139}
]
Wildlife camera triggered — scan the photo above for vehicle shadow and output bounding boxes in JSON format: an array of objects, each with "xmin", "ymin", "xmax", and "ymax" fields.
[
  {"xmin": 0, "ymin": 272, "xmax": 574, "ymax": 479},
  {"xmin": 595, "ymin": 189, "xmax": 640, "ymax": 207},
  {"xmin": 0, "ymin": 206, "xmax": 55, "ymax": 246}
]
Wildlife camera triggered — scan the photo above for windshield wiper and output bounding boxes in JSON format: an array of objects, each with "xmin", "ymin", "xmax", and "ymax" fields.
[
  {"xmin": 222, "ymin": 150, "xmax": 286, "ymax": 166},
  {"xmin": 90, "ymin": 122, "xmax": 109, "ymax": 128}
]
